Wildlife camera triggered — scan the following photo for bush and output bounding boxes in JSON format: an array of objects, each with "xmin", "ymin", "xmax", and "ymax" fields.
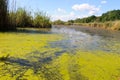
[
  {"xmin": 33, "ymin": 12, "xmax": 51, "ymax": 28},
  {"xmin": 9, "ymin": 9, "xmax": 51, "ymax": 28},
  {"xmin": 53, "ymin": 20, "xmax": 65, "ymax": 25}
]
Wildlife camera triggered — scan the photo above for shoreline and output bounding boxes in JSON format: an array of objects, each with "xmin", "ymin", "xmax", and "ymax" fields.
[
  {"xmin": 53, "ymin": 25, "xmax": 120, "ymax": 39},
  {"xmin": 73, "ymin": 21, "xmax": 120, "ymax": 31},
  {"xmin": 53, "ymin": 21, "xmax": 120, "ymax": 31}
]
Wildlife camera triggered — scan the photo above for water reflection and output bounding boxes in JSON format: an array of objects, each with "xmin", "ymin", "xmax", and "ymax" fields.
[{"xmin": 51, "ymin": 26, "xmax": 120, "ymax": 53}]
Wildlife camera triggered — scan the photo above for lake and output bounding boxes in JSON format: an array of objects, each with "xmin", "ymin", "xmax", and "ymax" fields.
[{"xmin": 0, "ymin": 26, "xmax": 120, "ymax": 80}]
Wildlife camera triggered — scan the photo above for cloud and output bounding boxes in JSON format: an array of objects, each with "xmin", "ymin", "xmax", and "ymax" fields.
[
  {"xmin": 51, "ymin": 12, "xmax": 81, "ymax": 21},
  {"xmin": 57, "ymin": 8, "xmax": 66, "ymax": 13},
  {"xmin": 72, "ymin": 3, "xmax": 100, "ymax": 15},
  {"xmin": 101, "ymin": 0, "xmax": 107, "ymax": 4},
  {"xmin": 51, "ymin": 3, "xmax": 101, "ymax": 21},
  {"xmin": 52, "ymin": 8, "xmax": 75, "ymax": 21}
]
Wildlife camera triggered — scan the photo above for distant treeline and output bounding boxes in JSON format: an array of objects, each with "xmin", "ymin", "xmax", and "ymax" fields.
[
  {"xmin": 74, "ymin": 10, "xmax": 120, "ymax": 23},
  {"xmin": 0, "ymin": 0, "xmax": 51, "ymax": 31},
  {"xmin": 53, "ymin": 10, "xmax": 120, "ymax": 24}
]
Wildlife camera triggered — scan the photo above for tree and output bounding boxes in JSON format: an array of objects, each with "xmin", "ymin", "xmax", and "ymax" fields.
[
  {"xmin": 33, "ymin": 12, "xmax": 51, "ymax": 28},
  {"xmin": 0, "ymin": 0, "xmax": 9, "ymax": 30},
  {"xmin": 15, "ymin": 8, "xmax": 33, "ymax": 27},
  {"xmin": 100, "ymin": 10, "xmax": 120, "ymax": 22},
  {"xmin": 53, "ymin": 20, "xmax": 65, "ymax": 25},
  {"xmin": 67, "ymin": 20, "xmax": 74, "ymax": 25},
  {"xmin": 74, "ymin": 15, "xmax": 97, "ymax": 23}
]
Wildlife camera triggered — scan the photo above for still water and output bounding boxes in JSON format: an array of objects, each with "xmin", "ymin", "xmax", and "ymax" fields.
[{"xmin": 51, "ymin": 26, "xmax": 120, "ymax": 53}]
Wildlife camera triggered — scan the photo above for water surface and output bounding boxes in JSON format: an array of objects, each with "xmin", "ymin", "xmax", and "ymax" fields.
[
  {"xmin": 51, "ymin": 26, "xmax": 120, "ymax": 53},
  {"xmin": 0, "ymin": 26, "xmax": 120, "ymax": 80}
]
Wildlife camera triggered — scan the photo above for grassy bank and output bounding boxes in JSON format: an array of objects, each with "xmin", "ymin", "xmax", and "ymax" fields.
[{"xmin": 74, "ymin": 21, "xmax": 120, "ymax": 31}]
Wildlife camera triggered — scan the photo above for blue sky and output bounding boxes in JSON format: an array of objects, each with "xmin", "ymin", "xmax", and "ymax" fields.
[{"xmin": 9, "ymin": 0, "xmax": 120, "ymax": 21}]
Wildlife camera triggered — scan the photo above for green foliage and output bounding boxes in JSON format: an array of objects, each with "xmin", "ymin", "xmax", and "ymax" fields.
[
  {"xmin": 73, "ymin": 10, "xmax": 120, "ymax": 24},
  {"xmin": 74, "ymin": 15, "xmax": 97, "ymax": 23},
  {"xmin": 9, "ymin": 12, "xmax": 16, "ymax": 27},
  {"xmin": 9, "ymin": 9, "xmax": 51, "ymax": 28},
  {"xmin": 67, "ymin": 20, "xmax": 74, "ymax": 25},
  {"xmin": 9, "ymin": 8, "xmax": 33, "ymax": 28},
  {"xmin": 15, "ymin": 8, "xmax": 33, "ymax": 27},
  {"xmin": 33, "ymin": 12, "xmax": 51, "ymax": 28},
  {"xmin": 100, "ymin": 10, "xmax": 120, "ymax": 22},
  {"xmin": 53, "ymin": 20, "xmax": 65, "ymax": 25},
  {"xmin": 0, "ymin": 1, "xmax": 51, "ymax": 31}
]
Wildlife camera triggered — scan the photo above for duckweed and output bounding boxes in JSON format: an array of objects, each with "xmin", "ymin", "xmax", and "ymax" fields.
[{"xmin": 0, "ymin": 29, "xmax": 120, "ymax": 80}]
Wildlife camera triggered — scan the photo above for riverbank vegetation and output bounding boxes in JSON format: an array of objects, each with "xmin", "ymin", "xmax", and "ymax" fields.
[
  {"xmin": 9, "ymin": 8, "xmax": 51, "ymax": 28},
  {"xmin": 53, "ymin": 10, "xmax": 120, "ymax": 30},
  {"xmin": 74, "ymin": 21, "xmax": 120, "ymax": 30},
  {"xmin": 0, "ymin": 0, "xmax": 51, "ymax": 31}
]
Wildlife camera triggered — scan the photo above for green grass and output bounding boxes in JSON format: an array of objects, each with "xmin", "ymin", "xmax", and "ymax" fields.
[{"xmin": 0, "ymin": 29, "xmax": 120, "ymax": 80}]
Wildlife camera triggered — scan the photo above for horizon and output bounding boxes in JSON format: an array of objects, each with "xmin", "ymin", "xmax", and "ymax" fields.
[{"xmin": 9, "ymin": 0, "xmax": 120, "ymax": 21}]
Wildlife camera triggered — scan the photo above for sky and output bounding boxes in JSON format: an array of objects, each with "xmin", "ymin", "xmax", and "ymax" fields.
[{"xmin": 9, "ymin": 0, "xmax": 120, "ymax": 21}]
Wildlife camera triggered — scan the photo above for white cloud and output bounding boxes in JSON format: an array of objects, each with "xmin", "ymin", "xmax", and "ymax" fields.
[
  {"xmin": 52, "ymin": 8, "xmax": 79, "ymax": 21},
  {"xmin": 101, "ymin": 0, "xmax": 107, "ymax": 4},
  {"xmin": 57, "ymin": 8, "xmax": 66, "ymax": 13},
  {"xmin": 72, "ymin": 3, "xmax": 100, "ymax": 15},
  {"xmin": 51, "ymin": 12, "xmax": 81, "ymax": 21},
  {"xmin": 51, "ymin": 3, "xmax": 101, "ymax": 21},
  {"xmin": 89, "ymin": 10, "xmax": 96, "ymax": 15}
]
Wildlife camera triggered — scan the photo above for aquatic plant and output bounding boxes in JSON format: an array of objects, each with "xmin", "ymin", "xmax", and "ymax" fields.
[{"xmin": 0, "ymin": 28, "xmax": 120, "ymax": 80}]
